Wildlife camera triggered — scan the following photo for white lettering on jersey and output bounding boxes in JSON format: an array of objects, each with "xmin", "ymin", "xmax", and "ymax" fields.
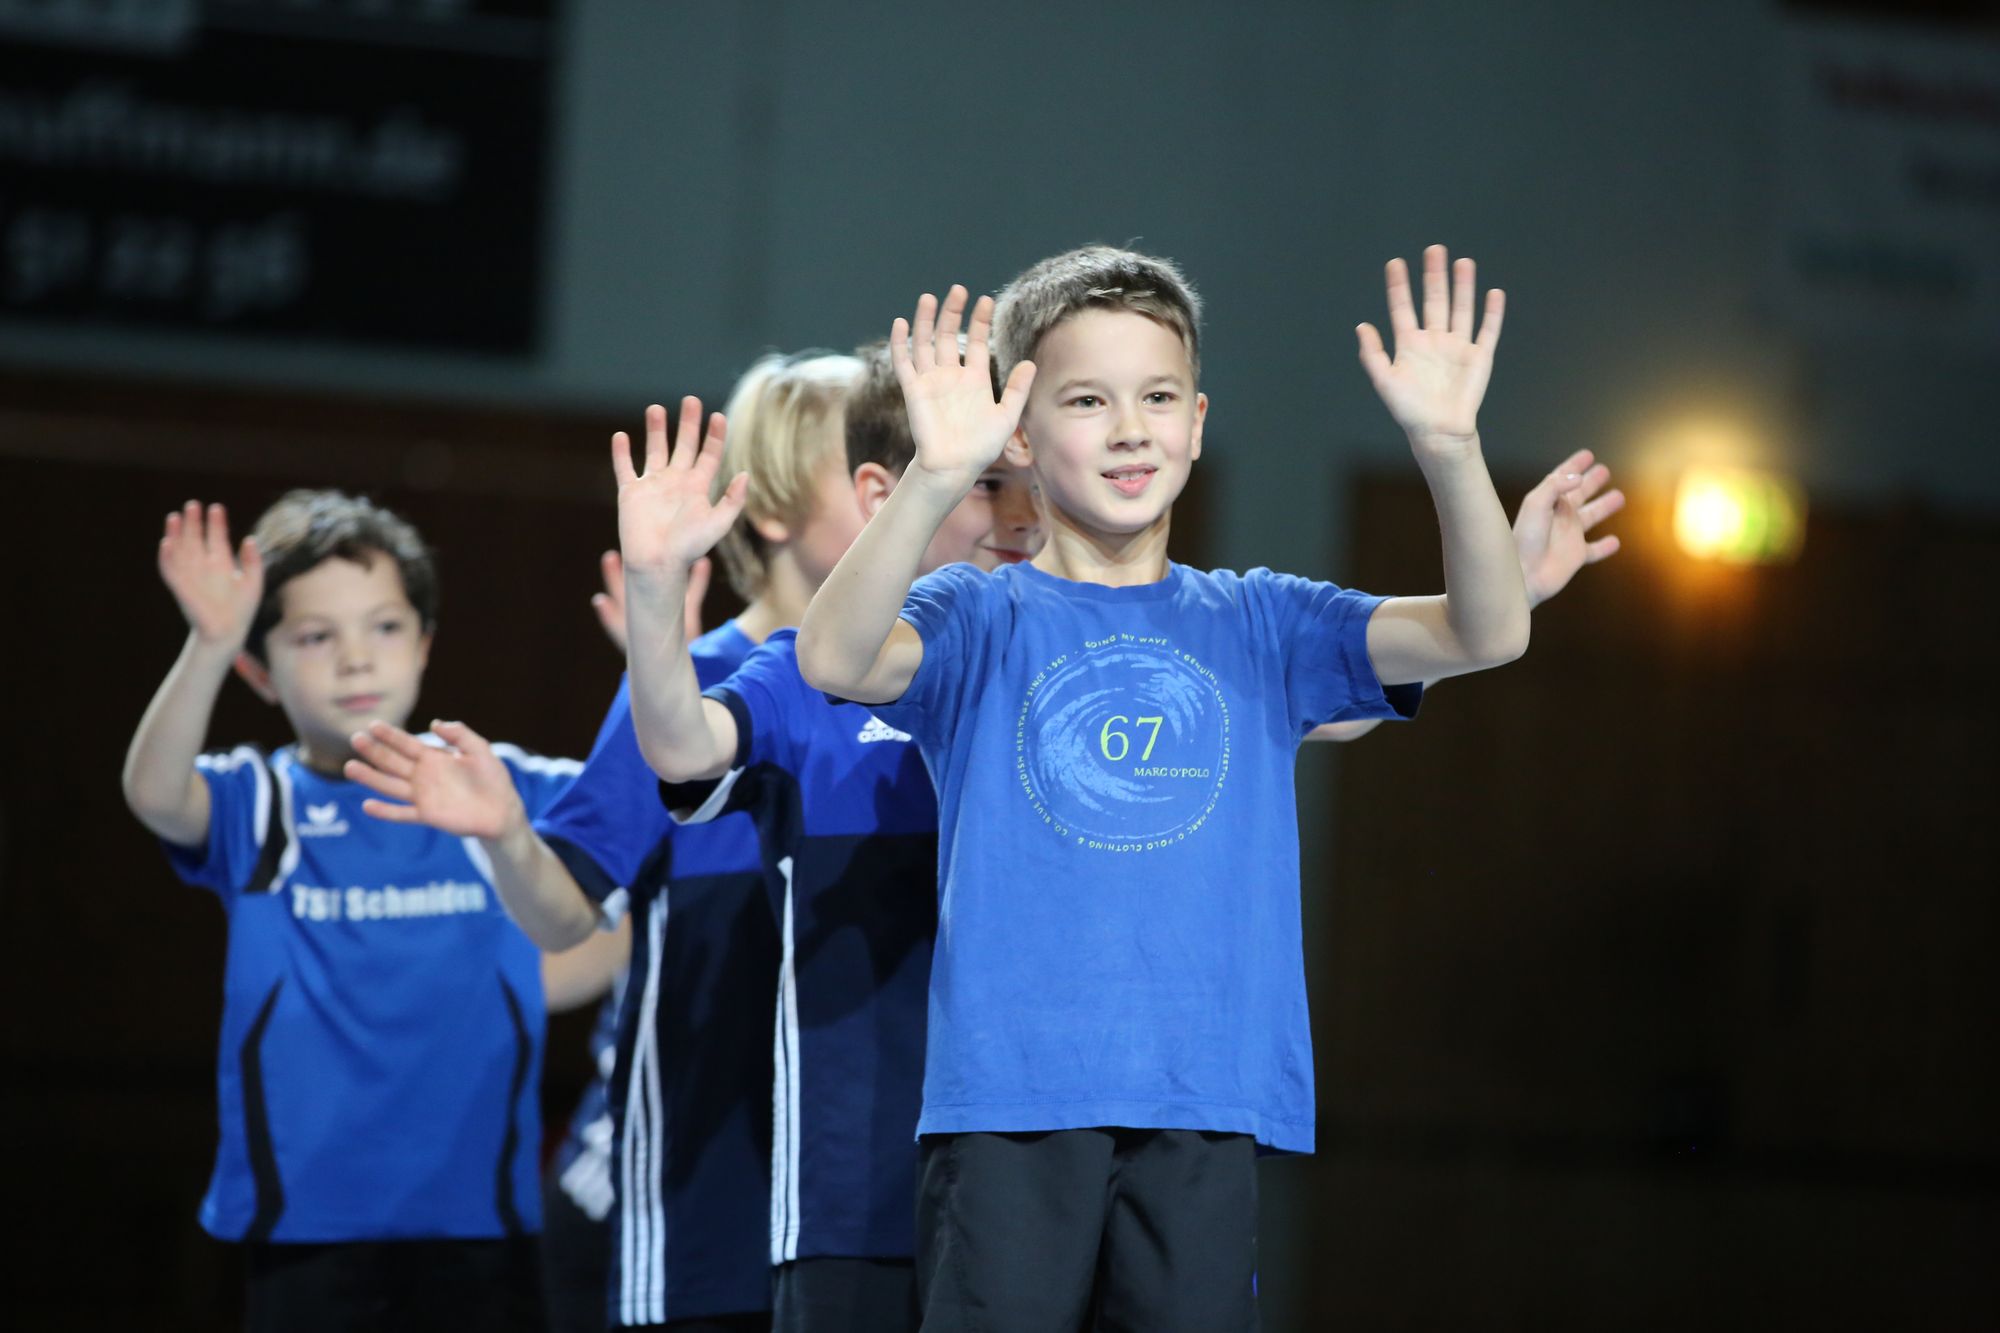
[{"xmin": 288, "ymin": 881, "xmax": 490, "ymax": 920}]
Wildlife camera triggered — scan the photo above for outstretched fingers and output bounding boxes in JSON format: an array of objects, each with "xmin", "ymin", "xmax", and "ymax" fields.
[
  {"xmin": 964, "ymin": 294, "xmax": 996, "ymax": 376},
  {"xmin": 690, "ymin": 409, "xmax": 728, "ymax": 489},
  {"xmin": 1579, "ymin": 486, "xmax": 1626, "ymax": 529},
  {"xmin": 997, "ymin": 360, "xmax": 1037, "ymax": 424},
  {"xmin": 1355, "ymin": 322, "xmax": 1392, "ymax": 385},
  {"xmin": 1450, "ymin": 257, "xmax": 1476, "ymax": 337},
  {"xmin": 360, "ymin": 798, "xmax": 427, "ymax": 825},
  {"xmin": 1421, "ymin": 245, "xmax": 1449, "ymax": 332},
  {"xmin": 430, "ymin": 719, "xmax": 492, "ymax": 759},
  {"xmin": 1475, "ymin": 287, "xmax": 1506, "ymax": 350},
  {"xmin": 933, "ymin": 285, "xmax": 968, "ymax": 369},
  {"xmin": 359, "ymin": 719, "xmax": 430, "ymax": 767},
  {"xmin": 911, "ymin": 292, "xmax": 939, "ymax": 374},
  {"xmin": 345, "ymin": 757, "xmax": 413, "ymax": 804},
  {"xmin": 1383, "ymin": 258, "xmax": 1417, "ymax": 341}
]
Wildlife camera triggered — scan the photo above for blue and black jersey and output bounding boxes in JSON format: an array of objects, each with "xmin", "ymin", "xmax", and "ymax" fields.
[
  {"xmin": 161, "ymin": 740, "xmax": 579, "ymax": 1242},
  {"xmin": 686, "ymin": 629, "xmax": 937, "ymax": 1263},
  {"xmin": 535, "ymin": 624, "xmax": 779, "ymax": 1326}
]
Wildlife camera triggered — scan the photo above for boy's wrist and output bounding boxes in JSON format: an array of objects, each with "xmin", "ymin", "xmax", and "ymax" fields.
[
  {"xmin": 1407, "ymin": 428, "xmax": 1482, "ymax": 461},
  {"xmin": 484, "ymin": 794, "xmax": 537, "ymax": 862},
  {"xmin": 182, "ymin": 629, "xmax": 246, "ymax": 666},
  {"xmin": 903, "ymin": 461, "xmax": 980, "ymax": 506},
  {"xmin": 621, "ymin": 560, "xmax": 693, "ymax": 603}
]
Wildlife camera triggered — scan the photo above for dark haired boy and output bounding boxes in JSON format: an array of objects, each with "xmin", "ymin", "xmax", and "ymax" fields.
[
  {"xmin": 796, "ymin": 246, "xmax": 1543, "ymax": 1329},
  {"xmin": 121, "ymin": 490, "xmax": 578, "ymax": 1332}
]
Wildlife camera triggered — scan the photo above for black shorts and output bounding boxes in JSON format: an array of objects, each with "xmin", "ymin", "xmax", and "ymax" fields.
[
  {"xmin": 542, "ymin": 1169, "xmax": 614, "ymax": 1333},
  {"xmin": 915, "ymin": 1128, "xmax": 1258, "ymax": 1333},
  {"xmin": 244, "ymin": 1236, "xmax": 542, "ymax": 1333},
  {"xmin": 773, "ymin": 1256, "xmax": 917, "ymax": 1333}
]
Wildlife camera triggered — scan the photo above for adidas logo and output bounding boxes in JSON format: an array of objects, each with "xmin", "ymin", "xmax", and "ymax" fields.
[
  {"xmin": 856, "ymin": 716, "xmax": 912, "ymax": 745},
  {"xmin": 299, "ymin": 801, "xmax": 351, "ymax": 838}
]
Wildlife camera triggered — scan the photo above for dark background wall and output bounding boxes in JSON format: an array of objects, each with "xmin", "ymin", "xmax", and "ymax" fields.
[{"xmin": 2, "ymin": 1, "xmax": 1995, "ymax": 1328}]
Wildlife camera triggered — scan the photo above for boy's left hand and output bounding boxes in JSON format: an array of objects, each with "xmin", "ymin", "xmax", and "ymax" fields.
[
  {"xmin": 1357, "ymin": 244, "xmax": 1503, "ymax": 453},
  {"xmin": 1516, "ymin": 450, "xmax": 1624, "ymax": 607},
  {"xmin": 346, "ymin": 720, "xmax": 525, "ymax": 841},
  {"xmin": 613, "ymin": 398, "xmax": 747, "ymax": 577}
]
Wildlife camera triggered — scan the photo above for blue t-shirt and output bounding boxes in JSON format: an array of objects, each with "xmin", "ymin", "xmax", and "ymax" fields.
[
  {"xmin": 693, "ymin": 630, "xmax": 937, "ymax": 1263},
  {"xmin": 162, "ymin": 740, "xmax": 579, "ymax": 1242},
  {"xmin": 874, "ymin": 560, "xmax": 1419, "ymax": 1153},
  {"xmin": 534, "ymin": 623, "xmax": 778, "ymax": 1326}
]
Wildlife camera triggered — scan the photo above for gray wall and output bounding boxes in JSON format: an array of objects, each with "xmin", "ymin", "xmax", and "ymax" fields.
[{"xmin": 7, "ymin": 0, "xmax": 1995, "ymax": 547}]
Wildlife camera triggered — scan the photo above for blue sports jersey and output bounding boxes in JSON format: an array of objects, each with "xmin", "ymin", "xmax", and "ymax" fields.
[
  {"xmin": 874, "ymin": 561, "xmax": 1420, "ymax": 1153},
  {"xmin": 691, "ymin": 630, "xmax": 937, "ymax": 1263},
  {"xmin": 534, "ymin": 623, "xmax": 778, "ymax": 1326},
  {"xmin": 162, "ymin": 740, "xmax": 579, "ymax": 1242}
]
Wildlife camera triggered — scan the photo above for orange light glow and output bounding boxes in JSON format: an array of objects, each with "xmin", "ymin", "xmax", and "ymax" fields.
[{"xmin": 1673, "ymin": 467, "xmax": 1806, "ymax": 564}]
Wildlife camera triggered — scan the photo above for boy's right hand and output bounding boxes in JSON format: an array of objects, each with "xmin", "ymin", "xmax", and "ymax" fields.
[
  {"xmin": 159, "ymin": 501, "xmax": 263, "ymax": 649},
  {"xmin": 346, "ymin": 720, "xmax": 525, "ymax": 842},
  {"xmin": 613, "ymin": 398, "xmax": 748, "ymax": 577},
  {"xmin": 893, "ymin": 285, "xmax": 1037, "ymax": 490}
]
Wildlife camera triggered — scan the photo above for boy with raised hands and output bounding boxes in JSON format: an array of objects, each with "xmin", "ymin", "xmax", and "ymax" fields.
[
  {"xmin": 121, "ymin": 490, "xmax": 580, "ymax": 1333},
  {"xmin": 599, "ymin": 340, "xmax": 1040, "ymax": 1332},
  {"xmin": 349, "ymin": 352, "xmax": 866, "ymax": 1333},
  {"xmin": 792, "ymin": 246, "xmax": 1529, "ymax": 1331}
]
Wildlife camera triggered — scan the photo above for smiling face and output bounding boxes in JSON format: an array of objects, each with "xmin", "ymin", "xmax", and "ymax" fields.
[
  {"xmin": 1011, "ymin": 308, "xmax": 1206, "ymax": 550},
  {"xmin": 248, "ymin": 554, "xmax": 432, "ymax": 770},
  {"xmin": 923, "ymin": 458, "xmax": 1044, "ymax": 574}
]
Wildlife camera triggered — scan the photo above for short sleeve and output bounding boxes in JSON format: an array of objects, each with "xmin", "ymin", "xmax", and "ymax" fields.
[
  {"xmin": 492, "ymin": 744, "xmax": 583, "ymax": 821},
  {"xmin": 869, "ymin": 562, "xmax": 994, "ymax": 742},
  {"xmin": 162, "ymin": 746, "xmax": 271, "ymax": 899},
  {"xmin": 534, "ymin": 680, "xmax": 672, "ymax": 902},
  {"xmin": 1249, "ymin": 569, "xmax": 1423, "ymax": 733},
  {"xmin": 703, "ymin": 635, "xmax": 810, "ymax": 777}
]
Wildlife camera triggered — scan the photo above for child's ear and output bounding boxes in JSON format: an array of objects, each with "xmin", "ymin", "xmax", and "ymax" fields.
[
  {"xmin": 853, "ymin": 462, "xmax": 896, "ymax": 518},
  {"xmin": 415, "ymin": 630, "xmax": 434, "ymax": 673},
  {"xmin": 233, "ymin": 652, "xmax": 280, "ymax": 705},
  {"xmin": 1189, "ymin": 392, "xmax": 1208, "ymax": 463},
  {"xmin": 1003, "ymin": 420, "xmax": 1034, "ymax": 469},
  {"xmin": 750, "ymin": 513, "xmax": 790, "ymax": 544}
]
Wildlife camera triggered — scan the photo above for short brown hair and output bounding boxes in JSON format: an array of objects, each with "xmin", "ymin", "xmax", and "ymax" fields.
[
  {"xmin": 712, "ymin": 351, "xmax": 862, "ymax": 600},
  {"xmin": 246, "ymin": 489, "xmax": 437, "ymax": 662},
  {"xmin": 992, "ymin": 245, "xmax": 1203, "ymax": 379},
  {"xmin": 845, "ymin": 338, "xmax": 1000, "ymax": 479}
]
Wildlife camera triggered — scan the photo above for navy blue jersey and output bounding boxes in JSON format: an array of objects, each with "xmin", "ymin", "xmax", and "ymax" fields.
[
  {"xmin": 534, "ymin": 623, "xmax": 778, "ymax": 1326},
  {"xmin": 161, "ymin": 740, "xmax": 579, "ymax": 1242},
  {"xmin": 691, "ymin": 630, "xmax": 937, "ymax": 1263}
]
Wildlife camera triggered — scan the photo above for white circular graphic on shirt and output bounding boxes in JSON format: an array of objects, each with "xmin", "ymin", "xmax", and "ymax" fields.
[{"xmin": 1015, "ymin": 636, "xmax": 1230, "ymax": 851}]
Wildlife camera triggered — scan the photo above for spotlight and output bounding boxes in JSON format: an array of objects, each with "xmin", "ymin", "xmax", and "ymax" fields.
[{"xmin": 1673, "ymin": 467, "xmax": 1806, "ymax": 565}]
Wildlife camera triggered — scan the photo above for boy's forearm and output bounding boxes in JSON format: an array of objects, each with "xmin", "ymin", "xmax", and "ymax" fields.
[
  {"xmin": 624, "ymin": 564, "xmax": 731, "ymax": 782},
  {"xmin": 542, "ymin": 914, "xmax": 631, "ymax": 1013},
  {"xmin": 1419, "ymin": 437, "xmax": 1531, "ymax": 666},
  {"xmin": 797, "ymin": 469, "xmax": 961, "ymax": 695},
  {"xmin": 122, "ymin": 632, "xmax": 234, "ymax": 842},
  {"xmin": 481, "ymin": 815, "xmax": 604, "ymax": 952}
]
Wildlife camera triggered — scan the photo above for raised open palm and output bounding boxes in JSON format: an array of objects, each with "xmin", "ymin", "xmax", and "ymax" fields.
[
  {"xmin": 892, "ymin": 285, "xmax": 1036, "ymax": 487},
  {"xmin": 613, "ymin": 398, "xmax": 747, "ymax": 575},
  {"xmin": 1357, "ymin": 245, "xmax": 1504, "ymax": 447},
  {"xmin": 159, "ymin": 500, "xmax": 264, "ymax": 647},
  {"xmin": 347, "ymin": 720, "xmax": 521, "ymax": 840}
]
